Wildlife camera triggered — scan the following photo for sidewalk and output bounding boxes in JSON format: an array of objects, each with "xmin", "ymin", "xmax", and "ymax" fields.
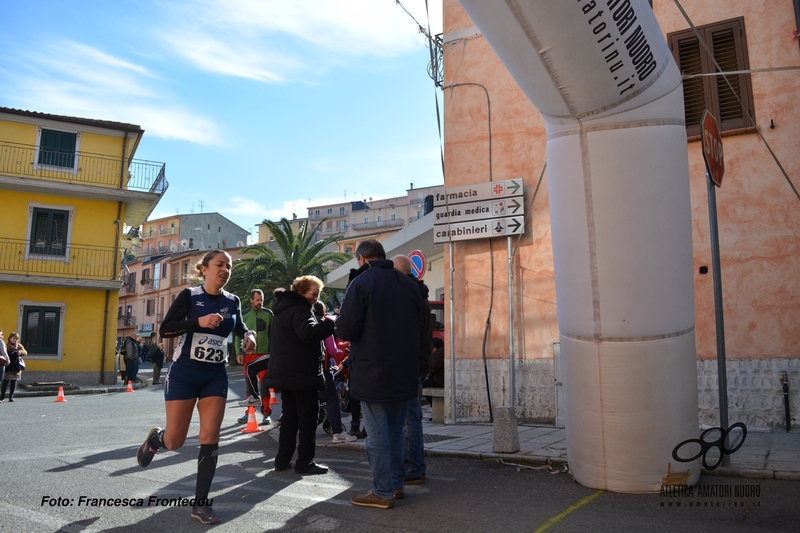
[
  {"xmin": 322, "ymin": 407, "xmax": 800, "ymax": 482},
  {"xmin": 16, "ymin": 366, "xmax": 799, "ymax": 482}
]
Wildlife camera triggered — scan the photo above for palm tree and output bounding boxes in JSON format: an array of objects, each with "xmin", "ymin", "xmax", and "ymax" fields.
[
  {"xmin": 229, "ymin": 218, "xmax": 351, "ymax": 307},
  {"xmin": 226, "ymin": 242, "xmax": 278, "ymax": 302}
]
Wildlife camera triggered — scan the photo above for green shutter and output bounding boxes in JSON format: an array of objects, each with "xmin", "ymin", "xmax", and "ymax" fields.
[{"xmin": 38, "ymin": 129, "xmax": 76, "ymax": 168}]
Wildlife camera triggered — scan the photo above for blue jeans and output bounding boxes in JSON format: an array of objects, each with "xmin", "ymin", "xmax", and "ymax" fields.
[
  {"xmin": 320, "ymin": 369, "xmax": 344, "ymax": 434},
  {"xmin": 404, "ymin": 379, "xmax": 425, "ymax": 478},
  {"xmin": 362, "ymin": 400, "xmax": 409, "ymax": 498}
]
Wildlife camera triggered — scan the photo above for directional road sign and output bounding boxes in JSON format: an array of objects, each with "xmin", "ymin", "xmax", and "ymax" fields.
[
  {"xmin": 433, "ymin": 196, "xmax": 524, "ymax": 224},
  {"xmin": 434, "ymin": 216, "xmax": 525, "ymax": 244},
  {"xmin": 432, "ymin": 178, "xmax": 523, "ymax": 207}
]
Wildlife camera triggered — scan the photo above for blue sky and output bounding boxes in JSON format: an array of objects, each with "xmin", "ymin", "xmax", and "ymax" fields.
[{"xmin": 1, "ymin": 0, "xmax": 444, "ymax": 241}]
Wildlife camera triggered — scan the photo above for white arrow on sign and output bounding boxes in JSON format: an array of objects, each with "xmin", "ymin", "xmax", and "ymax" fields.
[
  {"xmin": 433, "ymin": 178, "xmax": 523, "ymax": 207},
  {"xmin": 433, "ymin": 216, "xmax": 525, "ymax": 244}
]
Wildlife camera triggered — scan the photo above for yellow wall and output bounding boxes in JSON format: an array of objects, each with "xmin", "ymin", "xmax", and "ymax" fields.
[
  {"xmin": 0, "ymin": 284, "xmax": 119, "ymax": 375},
  {"xmin": 3, "ymin": 190, "xmax": 120, "ymax": 248},
  {"xmin": 0, "ymin": 120, "xmax": 38, "ymax": 144}
]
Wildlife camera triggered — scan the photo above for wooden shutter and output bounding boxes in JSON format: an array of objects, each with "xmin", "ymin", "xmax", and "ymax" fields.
[{"xmin": 668, "ymin": 17, "xmax": 754, "ymax": 138}]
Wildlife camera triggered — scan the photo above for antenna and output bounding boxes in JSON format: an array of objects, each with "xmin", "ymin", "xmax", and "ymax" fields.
[{"xmin": 199, "ymin": 200, "xmax": 204, "ymax": 213}]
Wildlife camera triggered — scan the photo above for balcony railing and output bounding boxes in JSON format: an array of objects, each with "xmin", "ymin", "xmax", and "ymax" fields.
[
  {"xmin": 123, "ymin": 283, "xmax": 137, "ymax": 294},
  {"xmin": 0, "ymin": 238, "xmax": 119, "ymax": 281},
  {"xmin": 0, "ymin": 141, "xmax": 167, "ymax": 193},
  {"xmin": 118, "ymin": 316, "xmax": 136, "ymax": 328},
  {"xmin": 350, "ymin": 218, "xmax": 405, "ymax": 231},
  {"xmin": 159, "ymin": 227, "xmax": 179, "ymax": 236},
  {"xmin": 320, "ymin": 227, "xmax": 345, "ymax": 235}
]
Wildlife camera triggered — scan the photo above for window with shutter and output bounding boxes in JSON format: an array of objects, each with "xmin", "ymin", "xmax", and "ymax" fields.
[
  {"xmin": 22, "ymin": 305, "xmax": 62, "ymax": 356},
  {"xmin": 29, "ymin": 207, "xmax": 70, "ymax": 256},
  {"xmin": 38, "ymin": 129, "xmax": 77, "ymax": 168},
  {"xmin": 668, "ymin": 17, "xmax": 755, "ymax": 139}
]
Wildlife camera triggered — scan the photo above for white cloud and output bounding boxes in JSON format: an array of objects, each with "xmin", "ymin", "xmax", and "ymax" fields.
[
  {"xmin": 218, "ymin": 195, "xmax": 352, "ymax": 223},
  {"xmin": 157, "ymin": 0, "xmax": 443, "ymax": 81},
  {"xmin": 0, "ymin": 39, "xmax": 221, "ymax": 145}
]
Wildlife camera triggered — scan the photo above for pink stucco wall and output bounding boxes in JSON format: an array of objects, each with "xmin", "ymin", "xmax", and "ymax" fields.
[{"xmin": 444, "ymin": 0, "xmax": 800, "ymax": 368}]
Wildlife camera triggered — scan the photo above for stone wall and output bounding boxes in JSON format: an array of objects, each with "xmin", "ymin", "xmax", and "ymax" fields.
[
  {"xmin": 698, "ymin": 358, "xmax": 799, "ymax": 429},
  {"xmin": 447, "ymin": 357, "xmax": 799, "ymax": 431}
]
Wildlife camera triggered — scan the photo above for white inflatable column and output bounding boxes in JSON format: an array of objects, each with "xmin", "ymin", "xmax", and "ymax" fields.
[{"xmin": 458, "ymin": 0, "xmax": 700, "ymax": 492}]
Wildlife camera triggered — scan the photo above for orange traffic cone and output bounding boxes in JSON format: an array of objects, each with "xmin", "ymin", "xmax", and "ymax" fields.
[
  {"xmin": 55, "ymin": 386, "xmax": 67, "ymax": 403},
  {"xmin": 241, "ymin": 406, "xmax": 266, "ymax": 434},
  {"xmin": 269, "ymin": 389, "xmax": 280, "ymax": 405},
  {"xmin": 126, "ymin": 380, "xmax": 134, "ymax": 393}
]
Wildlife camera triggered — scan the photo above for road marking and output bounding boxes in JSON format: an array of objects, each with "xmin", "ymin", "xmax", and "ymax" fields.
[{"xmin": 532, "ymin": 490, "xmax": 603, "ymax": 533}]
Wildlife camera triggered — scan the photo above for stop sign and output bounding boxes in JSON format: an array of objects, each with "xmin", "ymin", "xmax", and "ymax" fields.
[{"xmin": 701, "ymin": 110, "xmax": 725, "ymax": 187}]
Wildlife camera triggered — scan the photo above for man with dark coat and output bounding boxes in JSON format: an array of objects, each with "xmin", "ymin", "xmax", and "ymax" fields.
[{"xmin": 336, "ymin": 240, "xmax": 425, "ymax": 509}]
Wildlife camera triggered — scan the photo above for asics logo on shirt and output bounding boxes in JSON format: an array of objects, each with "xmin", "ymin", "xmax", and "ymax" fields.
[{"xmin": 196, "ymin": 302, "xmax": 205, "ymax": 306}]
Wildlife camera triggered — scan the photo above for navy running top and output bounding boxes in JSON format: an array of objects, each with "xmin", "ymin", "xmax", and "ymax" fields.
[{"xmin": 160, "ymin": 286, "xmax": 249, "ymax": 364}]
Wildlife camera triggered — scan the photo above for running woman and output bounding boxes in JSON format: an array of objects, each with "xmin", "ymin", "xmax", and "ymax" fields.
[{"xmin": 136, "ymin": 249, "xmax": 256, "ymax": 525}]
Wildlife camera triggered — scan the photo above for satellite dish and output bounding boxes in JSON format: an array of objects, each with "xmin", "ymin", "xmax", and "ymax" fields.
[
  {"xmin": 236, "ymin": 241, "xmax": 245, "ymax": 247},
  {"xmin": 180, "ymin": 239, "xmax": 189, "ymax": 249},
  {"xmin": 169, "ymin": 242, "xmax": 178, "ymax": 252}
]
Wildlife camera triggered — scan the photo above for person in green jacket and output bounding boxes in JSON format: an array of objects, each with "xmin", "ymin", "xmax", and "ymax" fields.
[{"xmin": 235, "ymin": 289, "xmax": 274, "ymax": 425}]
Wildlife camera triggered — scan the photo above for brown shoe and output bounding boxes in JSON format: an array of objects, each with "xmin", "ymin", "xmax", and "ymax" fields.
[
  {"xmin": 403, "ymin": 474, "xmax": 426, "ymax": 485},
  {"xmin": 351, "ymin": 491, "xmax": 394, "ymax": 509},
  {"xmin": 393, "ymin": 489, "xmax": 405, "ymax": 500}
]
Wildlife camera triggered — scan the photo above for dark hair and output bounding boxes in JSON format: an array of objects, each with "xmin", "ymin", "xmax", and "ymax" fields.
[
  {"xmin": 250, "ymin": 288, "xmax": 264, "ymax": 298},
  {"xmin": 194, "ymin": 249, "xmax": 231, "ymax": 278},
  {"xmin": 356, "ymin": 239, "xmax": 385, "ymax": 260},
  {"xmin": 313, "ymin": 301, "xmax": 326, "ymax": 318}
]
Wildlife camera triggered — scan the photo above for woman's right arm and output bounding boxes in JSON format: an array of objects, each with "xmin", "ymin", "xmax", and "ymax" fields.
[{"xmin": 159, "ymin": 290, "xmax": 198, "ymax": 338}]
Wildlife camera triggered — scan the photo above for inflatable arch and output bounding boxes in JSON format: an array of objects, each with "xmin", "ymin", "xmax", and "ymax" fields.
[{"xmin": 457, "ymin": 0, "xmax": 701, "ymax": 492}]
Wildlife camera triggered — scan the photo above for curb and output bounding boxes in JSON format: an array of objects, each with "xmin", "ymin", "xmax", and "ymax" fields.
[{"xmin": 14, "ymin": 383, "xmax": 147, "ymax": 398}]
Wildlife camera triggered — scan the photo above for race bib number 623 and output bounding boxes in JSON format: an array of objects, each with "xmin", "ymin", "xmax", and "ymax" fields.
[{"xmin": 190, "ymin": 334, "xmax": 227, "ymax": 363}]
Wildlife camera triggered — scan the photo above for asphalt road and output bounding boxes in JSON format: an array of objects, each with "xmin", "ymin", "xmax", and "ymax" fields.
[{"xmin": 1, "ymin": 373, "xmax": 799, "ymax": 532}]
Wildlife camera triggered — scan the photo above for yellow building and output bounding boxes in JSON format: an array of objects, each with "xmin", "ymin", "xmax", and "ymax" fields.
[{"xmin": 0, "ymin": 107, "xmax": 166, "ymax": 385}]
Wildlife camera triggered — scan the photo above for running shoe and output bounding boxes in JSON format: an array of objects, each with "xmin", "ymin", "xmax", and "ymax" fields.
[
  {"xmin": 137, "ymin": 427, "xmax": 161, "ymax": 468},
  {"xmin": 332, "ymin": 430, "xmax": 357, "ymax": 443},
  {"xmin": 191, "ymin": 505, "xmax": 221, "ymax": 524},
  {"xmin": 237, "ymin": 396, "xmax": 261, "ymax": 407}
]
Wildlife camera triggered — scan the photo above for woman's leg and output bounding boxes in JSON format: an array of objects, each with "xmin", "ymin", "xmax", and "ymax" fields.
[
  {"xmin": 322, "ymin": 370, "xmax": 344, "ymax": 434},
  {"xmin": 295, "ymin": 390, "xmax": 320, "ymax": 468},
  {"xmin": 195, "ymin": 396, "xmax": 226, "ymax": 502},
  {"xmin": 0, "ymin": 379, "xmax": 8, "ymax": 400},
  {"xmin": 8, "ymin": 380, "xmax": 17, "ymax": 399},
  {"xmin": 161, "ymin": 399, "xmax": 197, "ymax": 450},
  {"xmin": 275, "ymin": 389, "xmax": 298, "ymax": 468}
]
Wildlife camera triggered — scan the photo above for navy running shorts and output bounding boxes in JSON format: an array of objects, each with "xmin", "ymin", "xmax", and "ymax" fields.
[{"xmin": 164, "ymin": 359, "xmax": 228, "ymax": 401}]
